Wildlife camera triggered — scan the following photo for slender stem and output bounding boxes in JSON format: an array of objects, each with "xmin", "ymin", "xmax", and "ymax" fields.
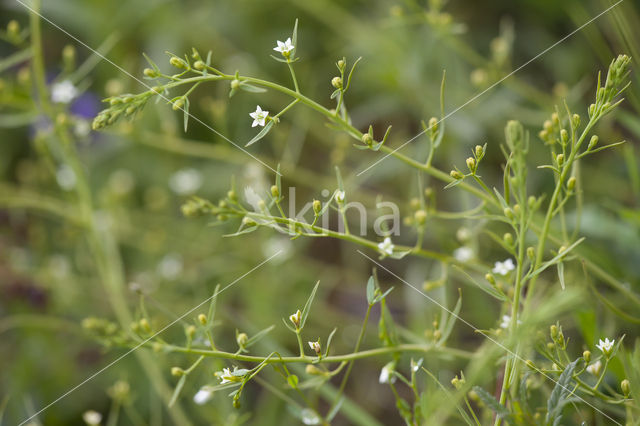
[
  {"xmin": 296, "ymin": 330, "xmax": 306, "ymax": 357},
  {"xmin": 287, "ymin": 60, "xmax": 300, "ymax": 93}
]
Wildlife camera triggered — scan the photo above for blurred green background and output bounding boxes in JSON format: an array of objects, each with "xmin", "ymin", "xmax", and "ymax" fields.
[{"xmin": 1, "ymin": 0, "xmax": 639, "ymax": 424}]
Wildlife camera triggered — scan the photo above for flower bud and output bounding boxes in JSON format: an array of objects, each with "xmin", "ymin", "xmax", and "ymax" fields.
[
  {"xmin": 331, "ymin": 76, "xmax": 343, "ymax": 89},
  {"xmin": 227, "ymin": 190, "xmax": 237, "ymax": 201},
  {"xmin": 308, "ymin": 340, "xmax": 321, "ymax": 355},
  {"xmin": 289, "ymin": 309, "xmax": 302, "ymax": 329},
  {"xmin": 551, "ymin": 112, "xmax": 559, "ymax": 127},
  {"xmin": 337, "ymin": 59, "xmax": 345, "ymax": 71},
  {"xmin": 588, "ymin": 135, "xmax": 599, "ymax": 150},
  {"xmin": 170, "ymin": 56, "xmax": 188, "ymax": 69},
  {"xmin": 172, "ymin": 98, "xmax": 185, "ymax": 111},
  {"xmin": 451, "ymin": 375, "xmax": 465, "ymax": 390},
  {"xmin": 313, "ymin": 199, "xmax": 322, "ymax": 215},
  {"xmin": 361, "ymin": 133, "xmax": 373, "ymax": 146},
  {"xmin": 186, "ymin": 325, "xmax": 196, "ymax": 339},
  {"xmin": 550, "ymin": 324, "xmax": 558, "ymax": 339},
  {"xmin": 139, "ymin": 318, "xmax": 151, "ymax": 333},
  {"xmin": 572, "ymin": 114, "xmax": 580, "ymax": 128},
  {"xmin": 475, "ymin": 145, "xmax": 484, "ymax": 158},
  {"xmin": 450, "ymin": 170, "xmax": 463, "ymax": 180},
  {"xmin": 567, "ymin": 176, "xmax": 576, "ymax": 191},
  {"xmin": 528, "ymin": 196, "xmax": 536, "ymax": 209},
  {"xmin": 306, "ymin": 365, "xmax": 324, "ymax": 375},
  {"xmin": 527, "ymin": 246, "xmax": 535, "ymax": 261},
  {"xmin": 428, "ymin": 117, "xmax": 438, "ymax": 137},
  {"xmin": 230, "ymin": 79, "xmax": 240, "ymax": 90},
  {"xmin": 504, "ymin": 207, "xmax": 514, "ymax": 220},
  {"xmin": 583, "ymin": 350, "xmax": 591, "ymax": 363},
  {"xmin": 143, "ymin": 68, "xmax": 158, "ymax": 78},
  {"xmin": 193, "ymin": 60, "xmax": 205, "ymax": 71},
  {"xmin": 621, "ymin": 379, "xmax": 631, "ymax": 397},
  {"xmin": 269, "ymin": 185, "xmax": 279, "ymax": 198},
  {"xmin": 414, "ymin": 210, "xmax": 427, "ymax": 225},
  {"xmin": 198, "ymin": 314, "xmax": 207, "ymax": 325},
  {"xmin": 555, "ymin": 153, "xmax": 564, "ymax": 167},
  {"xmin": 7, "ymin": 20, "xmax": 20, "ymax": 39},
  {"xmin": 466, "ymin": 157, "xmax": 476, "ymax": 173},
  {"xmin": 560, "ymin": 129, "xmax": 569, "ymax": 144},
  {"xmin": 485, "ymin": 273, "xmax": 496, "ymax": 285},
  {"xmin": 237, "ymin": 332, "xmax": 249, "ymax": 347},
  {"xmin": 513, "ymin": 204, "xmax": 521, "ymax": 216},
  {"xmin": 171, "ymin": 367, "xmax": 184, "ymax": 377},
  {"xmin": 503, "ymin": 232, "xmax": 513, "ymax": 246}
]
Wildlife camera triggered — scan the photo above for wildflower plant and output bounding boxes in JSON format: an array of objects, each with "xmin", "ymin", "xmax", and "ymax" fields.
[{"xmin": 3, "ymin": 2, "xmax": 640, "ymax": 425}]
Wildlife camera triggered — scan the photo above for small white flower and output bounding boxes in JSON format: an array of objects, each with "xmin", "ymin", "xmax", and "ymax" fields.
[
  {"xmin": 51, "ymin": 80, "xmax": 78, "ymax": 104},
  {"xmin": 586, "ymin": 360, "xmax": 602, "ymax": 376},
  {"xmin": 500, "ymin": 315, "xmax": 511, "ymax": 329},
  {"xmin": 335, "ymin": 190, "xmax": 345, "ymax": 203},
  {"xmin": 82, "ymin": 410, "xmax": 102, "ymax": 425},
  {"xmin": 216, "ymin": 366, "xmax": 248, "ymax": 384},
  {"xmin": 157, "ymin": 253, "xmax": 183, "ymax": 280},
  {"xmin": 273, "ymin": 37, "xmax": 295, "ymax": 55},
  {"xmin": 453, "ymin": 246, "xmax": 473, "ymax": 262},
  {"xmin": 301, "ymin": 408, "xmax": 321, "ymax": 425},
  {"xmin": 56, "ymin": 165, "xmax": 76, "ymax": 190},
  {"xmin": 244, "ymin": 186, "xmax": 263, "ymax": 211},
  {"xmin": 249, "ymin": 105, "xmax": 269, "ymax": 127},
  {"xmin": 308, "ymin": 340, "xmax": 321, "ymax": 355},
  {"xmin": 193, "ymin": 387, "xmax": 213, "ymax": 405},
  {"xmin": 379, "ymin": 362, "xmax": 397, "ymax": 384},
  {"xmin": 169, "ymin": 168, "xmax": 202, "ymax": 195},
  {"xmin": 492, "ymin": 258, "xmax": 515, "ymax": 275},
  {"xmin": 289, "ymin": 309, "xmax": 302, "ymax": 328},
  {"xmin": 596, "ymin": 338, "xmax": 615, "ymax": 355},
  {"xmin": 378, "ymin": 237, "xmax": 394, "ymax": 256}
]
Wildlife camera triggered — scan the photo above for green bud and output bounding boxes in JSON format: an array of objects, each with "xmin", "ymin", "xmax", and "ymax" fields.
[
  {"xmin": 550, "ymin": 324, "xmax": 558, "ymax": 339},
  {"xmin": 525, "ymin": 360, "xmax": 535, "ymax": 369},
  {"xmin": 621, "ymin": 379, "xmax": 631, "ymax": 397},
  {"xmin": 414, "ymin": 210, "xmax": 427, "ymax": 225},
  {"xmin": 198, "ymin": 314, "xmax": 207, "ymax": 325},
  {"xmin": 475, "ymin": 145, "xmax": 484, "ymax": 158},
  {"xmin": 171, "ymin": 367, "xmax": 184, "ymax": 377},
  {"xmin": 466, "ymin": 157, "xmax": 476, "ymax": 173},
  {"xmin": 139, "ymin": 318, "xmax": 151, "ymax": 333},
  {"xmin": 527, "ymin": 246, "xmax": 535, "ymax": 261},
  {"xmin": 227, "ymin": 190, "xmax": 237, "ymax": 201},
  {"xmin": 588, "ymin": 103, "xmax": 596, "ymax": 117},
  {"xmin": 331, "ymin": 76, "xmax": 343, "ymax": 89},
  {"xmin": 170, "ymin": 56, "xmax": 188, "ymax": 69},
  {"xmin": 555, "ymin": 153, "xmax": 564, "ymax": 167},
  {"xmin": 361, "ymin": 133, "xmax": 373, "ymax": 146},
  {"xmin": 572, "ymin": 113, "xmax": 580, "ymax": 128},
  {"xmin": 551, "ymin": 112, "xmax": 560, "ymax": 127},
  {"xmin": 428, "ymin": 117, "xmax": 438, "ymax": 137},
  {"xmin": 230, "ymin": 79, "xmax": 240, "ymax": 89},
  {"xmin": 143, "ymin": 68, "xmax": 158, "ymax": 78},
  {"xmin": 450, "ymin": 170, "xmax": 463, "ymax": 180},
  {"xmin": 583, "ymin": 350, "xmax": 591, "ymax": 363},
  {"xmin": 567, "ymin": 176, "xmax": 576, "ymax": 191},
  {"xmin": 7, "ymin": 20, "xmax": 20, "ymax": 39},
  {"xmin": 528, "ymin": 195, "xmax": 536, "ymax": 209},
  {"xmin": 485, "ymin": 273, "xmax": 496, "ymax": 285},
  {"xmin": 513, "ymin": 204, "xmax": 521, "ymax": 216},
  {"xmin": 504, "ymin": 207, "xmax": 514, "ymax": 220},
  {"xmin": 270, "ymin": 185, "xmax": 279, "ymax": 198},
  {"xmin": 172, "ymin": 98, "xmax": 185, "ymax": 111},
  {"xmin": 505, "ymin": 120, "xmax": 524, "ymax": 150},
  {"xmin": 186, "ymin": 325, "xmax": 196, "ymax": 339},
  {"xmin": 313, "ymin": 199, "xmax": 322, "ymax": 215},
  {"xmin": 588, "ymin": 135, "xmax": 599, "ymax": 150},
  {"xmin": 236, "ymin": 332, "xmax": 249, "ymax": 347},
  {"xmin": 503, "ymin": 232, "xmax": 513, "ymax": 246},
  {"xmin": 306, "ymin": 365, "xmax": 324, "ymax": 375},
  {"xmin": 560, "ymin": 129, "xmax": 568, "ymax": 144},
  {"xmin": 193, "ymin": 60, "xmax": 205, "ymax": 71},
  {"xmin": 62, "ymin": 45, "xmax": 76, "ymax": 68},
  {"xmin": 337, "ymin": 59, "xmax": 345, "ymax": 71}
]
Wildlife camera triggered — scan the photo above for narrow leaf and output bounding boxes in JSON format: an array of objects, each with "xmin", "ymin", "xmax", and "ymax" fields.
[{"xmin": 246, "ymin": 121, "xmax": 274, "ymax": 146}]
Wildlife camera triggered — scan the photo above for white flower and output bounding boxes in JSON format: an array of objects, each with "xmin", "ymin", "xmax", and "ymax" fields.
[
  {"xmin": 378, "ymin": 237, "xmax": 394, "ymax": 256},
  {"xmin": 289, "ymin": 309, "xmax": 302, "ymax": 328},
  {"xmin": 216, "ymin": 366, "xmax": 248, "ymax": 384},
  {"xmin": 193, "ymin": 387, "xmax": 213, "ymax": 405},
  {"xmin": 596, "ymin": 338, "xmax": 615, "ymax": 355},
  {"xmin": 51, "ymin": 80, "xmax": 78, "ymax": 104},
  {"xmin": 82, "ymin": 410, "xmax": 102, "ymax": 425},
  {"xmin": 301, "ymin": 408, "xmax": 321, "ymax": 425},
  {"xmin": 453, "ymin": 246, "xmax": 473, "ymax": 262},
  {"xmin": 273, "ymin": 37, "xmax": 295, "ymax": 55},
  {"xmin": 157, "ymin": 253, "xmax": 183, "ymax": 280},
  {"xmin": 335, "ymin": 190, "xmax": 345, "ymax": 203},
  {"xmin": 244, "ymin": 186, "xmax": 263, "ymax": 211},
  {"xmin": 249, "ymin": 105, "xmax": 269, "ymax": 127},
  {"xmin": 586, "ymin": 360, "xmax": 602, "ymax": 376},
  {"xmin": 308, "ymin": 340, "xmax": 321, "ymax": 355},
  {"xmin": 500, "ymin": 315, "xmax": 511, "ymax": 329},
  {"xmin": 492, "ymin": 258, "xmax": 515, "ymax": 275},
  {"xmin": 169, "ymin": 168, "xmax": 202, "ymax": 195},
  {"xmin": 379, "ymin": 362, "xmax": 397, "ymax": 384},
  {"xmin": 56, "ymin": 165, "xmax": 76, "ymax": 190}
]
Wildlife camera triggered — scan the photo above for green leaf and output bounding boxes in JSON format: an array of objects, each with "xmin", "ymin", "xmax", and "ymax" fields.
[
  {"xmin": 366, "ymin": 276, "xmax": 375, "ymax": 305},
  {"xmin": 545, "ymin": 358, "xmax": 580, "ymax": 425},
  {"xmin": 472, "ymin": 386, "xmax": 511, "ymax": 423},
  {"xmin": 557, "ymin": 262, "xmax": 565, "ymax": 290},
  {"xmin": 452, "ymin": 266, "xmax": 507, "ymax": 301},
  {"xmin": 206, "ymin": 284, "xmax": 221, "ymax": 326},
  {"xmin": 287, "ymin": 374, "xmax": 299, "ymax": 389},
  {"xmin": 301, "ymin": 281, "xmax": 320, "ymax": 329},
  {"xmin": 239, "ymin": 83, "xmax": 267, "ymax": 93},
  {"xmin": 270, "ymin": 54, "xmax": 289, "ymax": 63},
  {"xmin": 245, "ymin": 325, "xmax": 275, "ymax": 348},
  {"xmin": 169, "ymin": 375, "xmax": 187, "ymax": 407},
  {"xmin": 438, "ymin": 289, "xmax": 463, "ymax": 344},
  {"xmin": 344, "ymin": 56, "xmax": 362, "ymax": 91},
  {"xmin": 142, "ymin": 52, "xmax": 160, "ymax": 73},
  {"xmin": 330, "ymin": 88, "xmax": 341, "ymax": 99},
  {"xmin": 246, "ymin": 121, "xmax": 274, "ymax": 146},
  {"xmin": 324, "ymin": 327, "xmax": 338, "ymax": 357},
  {"xmin": 183, "ymin": 97, "xmax": 190, "ymax": 132},
  {"xmin": 335, "ymin": 166, "xmax": 344, "ymax": 191},
  {"xmin": 528, "ymin": 238, "xmax": 585, "ymax": 279},
  {"xmin": 291, "ymin": 18, "xmax": 299, "ymax": 59}
]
